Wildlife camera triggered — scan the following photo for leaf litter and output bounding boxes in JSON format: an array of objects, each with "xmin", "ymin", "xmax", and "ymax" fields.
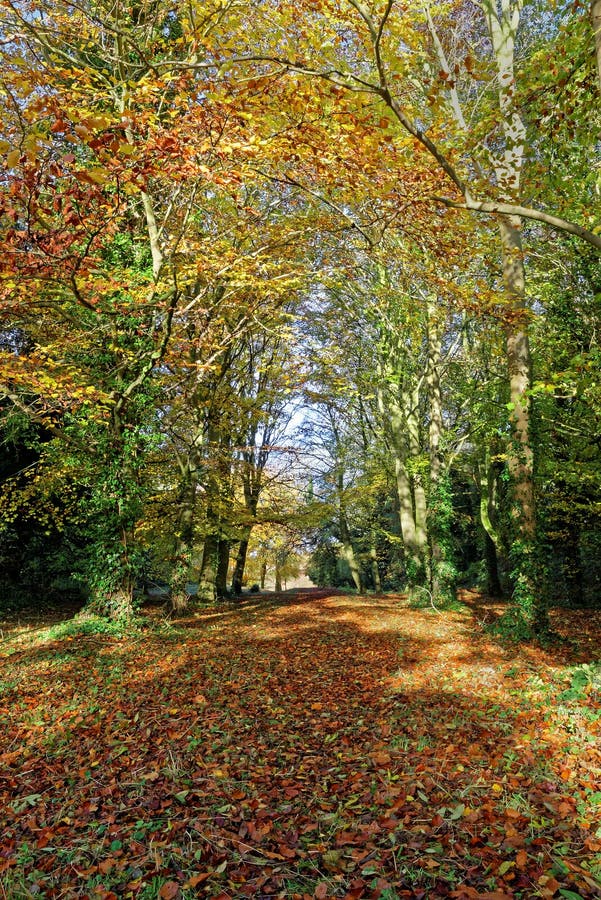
[{"xmin": 1, "ymin": 589, "xmax": 600, "ymax": 899}]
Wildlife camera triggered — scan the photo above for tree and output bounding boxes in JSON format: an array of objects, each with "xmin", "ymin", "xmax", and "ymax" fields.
[
  {"xmin": 230, "ymin": 327, "xmax": 299, "ymax": 595},
  {"xmin": 0, "ymin": 0, "xmax": 304, "ymax": 615},
  {"xmin": 232, "ymin": 0, "xmax": 601, "ymax": 629}
]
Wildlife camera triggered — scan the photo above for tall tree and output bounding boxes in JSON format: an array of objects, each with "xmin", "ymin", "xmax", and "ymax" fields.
[
  {"xmin": 234, "ymin": 0, "xmax": 601, "ymax": 628},
  {"xmin": 0, "ymin": 0, "xmax": 307, "ymax": 614}
]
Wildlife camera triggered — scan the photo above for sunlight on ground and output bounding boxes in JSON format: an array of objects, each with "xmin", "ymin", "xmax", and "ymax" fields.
[{"xmin": 1, "ymin": 590, "xmax": 600, "ymax": 899}]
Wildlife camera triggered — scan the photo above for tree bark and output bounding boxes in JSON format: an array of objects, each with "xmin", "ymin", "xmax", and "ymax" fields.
[
  {"xmin": 500, "ymin": 219, "xmax": 535, "ymax": 540},
  {"xmin": 197, "ymin": 531, "xmax": 219, "ymax": 602},
  {"xmin": 337, "ymin": 471, "xmax": 363, "ymax": 591},
  {"xmin": 380, "ymin": 383, "xmax": 427, "ymax": 584},
  {"xmin": 274, "ymin": 557, "xmax": 283, "ymax": 592},
  {"xmin": 86, "ymin": 407, "xmax": 138, "ymax": 620},
  {"xmin": 478, "ymin": 451, "xmax": 504, "ymax": 596},
  {"xmin": 170, "ymin": 450, "xmax": 201, "ymax": 614},
  {"xmin": 484, "ymin": 532, "xmax": 503, "ymax": 597},
  {"xmin": 499, "ymin": 217, "xmax": 546, "ymax": 629},
  {"xmin": 232, "ymin": 531, "xmax": 250, "ymax": 595},
  {"xmin": 406, "ymin": 391, "xmax": 428, "ymax": 559},
  {"xmin": 426, "ymin": 302, "xmax": 456, "ymax": 602},
  {"xmin": 394, "ymin": 457, "xmax": 421, "ymax": 575},
  {"xmin": 215, "ymin": 538, "xmax": 230, "ymax": 599},
  {"xmin": 369, "ymin": 542, "xmax": 382, "ymax": 592}
]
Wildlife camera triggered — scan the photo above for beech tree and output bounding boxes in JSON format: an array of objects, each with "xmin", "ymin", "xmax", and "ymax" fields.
[
  {"xmin": 228, "ymin": 0, "xmax": 600, "ymax": 630},
  {"xmin": 0, "ymin": 0, "xmax": 306, "ymax": 614},
  {"xmin": 1, "ymin": 0, "xmax": 599, "ymax": 630}
]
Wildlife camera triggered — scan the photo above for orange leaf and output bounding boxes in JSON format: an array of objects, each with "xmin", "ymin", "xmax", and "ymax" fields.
[
  {"xmin": 159, "ymin": 881, "xmax": 180, "ymax": 899},
  {"xmin": 370, "ymin": 752, "xmax": 391, "ymax": 766},
  {"xmin": 186, "ymin": 873, "xmax": 211, "ymax": 888},
  {"xmin": 505, "ymin": 807, "xmax": 521, "ymax": 819}
]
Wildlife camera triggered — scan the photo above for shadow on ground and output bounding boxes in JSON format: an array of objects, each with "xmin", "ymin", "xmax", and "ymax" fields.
[{"xmin": 1, "ymin": 590, "xmax": 600, "ymax": 898}]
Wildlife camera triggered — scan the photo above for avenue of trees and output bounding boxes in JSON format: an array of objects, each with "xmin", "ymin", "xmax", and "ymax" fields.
[{"xmin": 1, "ymin": 0, "xmax": 600, "ymax": 635}]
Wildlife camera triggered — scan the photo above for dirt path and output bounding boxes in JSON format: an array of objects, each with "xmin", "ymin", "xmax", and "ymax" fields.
[{"xmin": 1, "ymin": 590, "xmax": 600, "ymax": 898}]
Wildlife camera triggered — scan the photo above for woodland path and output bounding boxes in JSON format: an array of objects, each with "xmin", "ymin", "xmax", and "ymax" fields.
[{"xmin": 1, "ymin": 590, "xmax": 600, "ymax": 899}]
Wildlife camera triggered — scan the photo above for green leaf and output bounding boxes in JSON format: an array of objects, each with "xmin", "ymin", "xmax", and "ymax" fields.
[{"xmin": 449, "ymin": 803, "xmax": 465, "ymax": 820}]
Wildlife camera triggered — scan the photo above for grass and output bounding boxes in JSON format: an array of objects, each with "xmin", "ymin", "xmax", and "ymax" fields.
[{"xmin": 1, "ymin": 589, "xmax": 600, "ymax": 898}]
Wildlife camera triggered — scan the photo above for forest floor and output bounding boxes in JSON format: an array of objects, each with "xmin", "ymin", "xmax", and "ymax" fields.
[{"xmin": 1, "ymin": 588, "xmax": 600, "ymax": 900}]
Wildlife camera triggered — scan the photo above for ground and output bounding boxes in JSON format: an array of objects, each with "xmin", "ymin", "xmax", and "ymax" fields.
[{"xmin": 1, "ymin": 589, "xmax": 600, "ymax": 899}]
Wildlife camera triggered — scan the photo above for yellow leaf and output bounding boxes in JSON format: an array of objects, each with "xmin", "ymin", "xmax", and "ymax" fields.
[
  {"xmin": 6, "ymin": 149, "xmax": 20, "ymax": 167},
  {"xmin": 87, "ymin": 167, "xmax": 108, "ymax": 184}
]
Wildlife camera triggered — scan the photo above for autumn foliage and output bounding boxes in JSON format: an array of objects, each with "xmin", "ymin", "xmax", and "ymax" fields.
[
  {"xmin": 1, "ymin": 1, "xmax": 601, "ymax": 893},
  {"xmin": 1, "ymin": 590, "xmax": 601, "ymax": 898}
]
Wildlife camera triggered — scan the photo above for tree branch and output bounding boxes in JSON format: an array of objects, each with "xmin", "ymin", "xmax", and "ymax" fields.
[{"xmin": 434, "ymin": 196, "xmax": 601, "ymax": 251}]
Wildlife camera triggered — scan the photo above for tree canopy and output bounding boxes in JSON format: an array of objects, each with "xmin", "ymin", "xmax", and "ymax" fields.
[{"xmin": 1, "ymin": 0, "xmax": 600, "ymax": 632}]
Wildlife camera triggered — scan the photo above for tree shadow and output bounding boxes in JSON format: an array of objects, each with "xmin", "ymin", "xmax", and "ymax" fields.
[{"xmin": 1, "ymin": 592, "xmax": 600, "ymax": 898}]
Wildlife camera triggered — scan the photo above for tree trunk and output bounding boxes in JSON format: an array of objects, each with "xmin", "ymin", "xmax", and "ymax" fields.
[
  {"xmin": 231, "ymin": 488, "xmax": 259, "ymax": 594},
  {"xmin": 486, "ymin": 0, "xmax": 545, "ymax": 632},
  {"xmin": 405, "ymin": 392, "xmax": 428, "ymax": 560},
  {"xmin": 170, "ymin": 460, "xmax": 199, "ymax": 614},
  {"xmin": 274, "ymin": 559, "xmax": 282, "ymax": 592},
  {"xmin": 196, "ymin": 414, "xmax": 231, "ymax": 603},
  {"xmin": 197, "ymin": 531, "xmax": 218, "ymax": 602},
  {"xmin": 341, "ymin": 539, "xmax": 362, "ymax": 592},
  {"xmin": 232, "ymin": 531, "xmax": 250, "ymax": 595},
  {"xmin": 426, "ymin": 303, "xmax": 457, "ymax": 602},
  {"xmin": 87, "ymin": 410, "xmax": 138, "ymax": 620},
  {"xmin": 501, "ymin": 219, "xmax": 535, "ymax": 540},
  {"xmin": 369, "ymin": 542, "xmax": 382, "ymax": 592},
  {"xmin": 478, "ymin": 451, "xmax": 504, "ymax": 596},
  {"xmin": 484, "ymin": 532, "xmax": 503, "ymax": 597},
  {"xmin": 215, "ymin": 538, "xmax": 230, "ymax": 599},
  {"xmin": 478, "ymin": 452, "xmax": 502, "ymax": 550},
  {"xmin": 337, "ymin": 470, "xmax": 363, "ymax": 591},
  {"xmin": 176, "ymin": 461, "xmax": 197, "ymax": 549},
  {"xmin": 394, "ymin": 457, "xmax": 422, "ymax": 580},
  {"xmin": 499, "ymin": 216, "xmax": 545, "ymax": 630},
  {"xmin": 380, "ymin": 385, "xmax": 426, "ymax": 585}
]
